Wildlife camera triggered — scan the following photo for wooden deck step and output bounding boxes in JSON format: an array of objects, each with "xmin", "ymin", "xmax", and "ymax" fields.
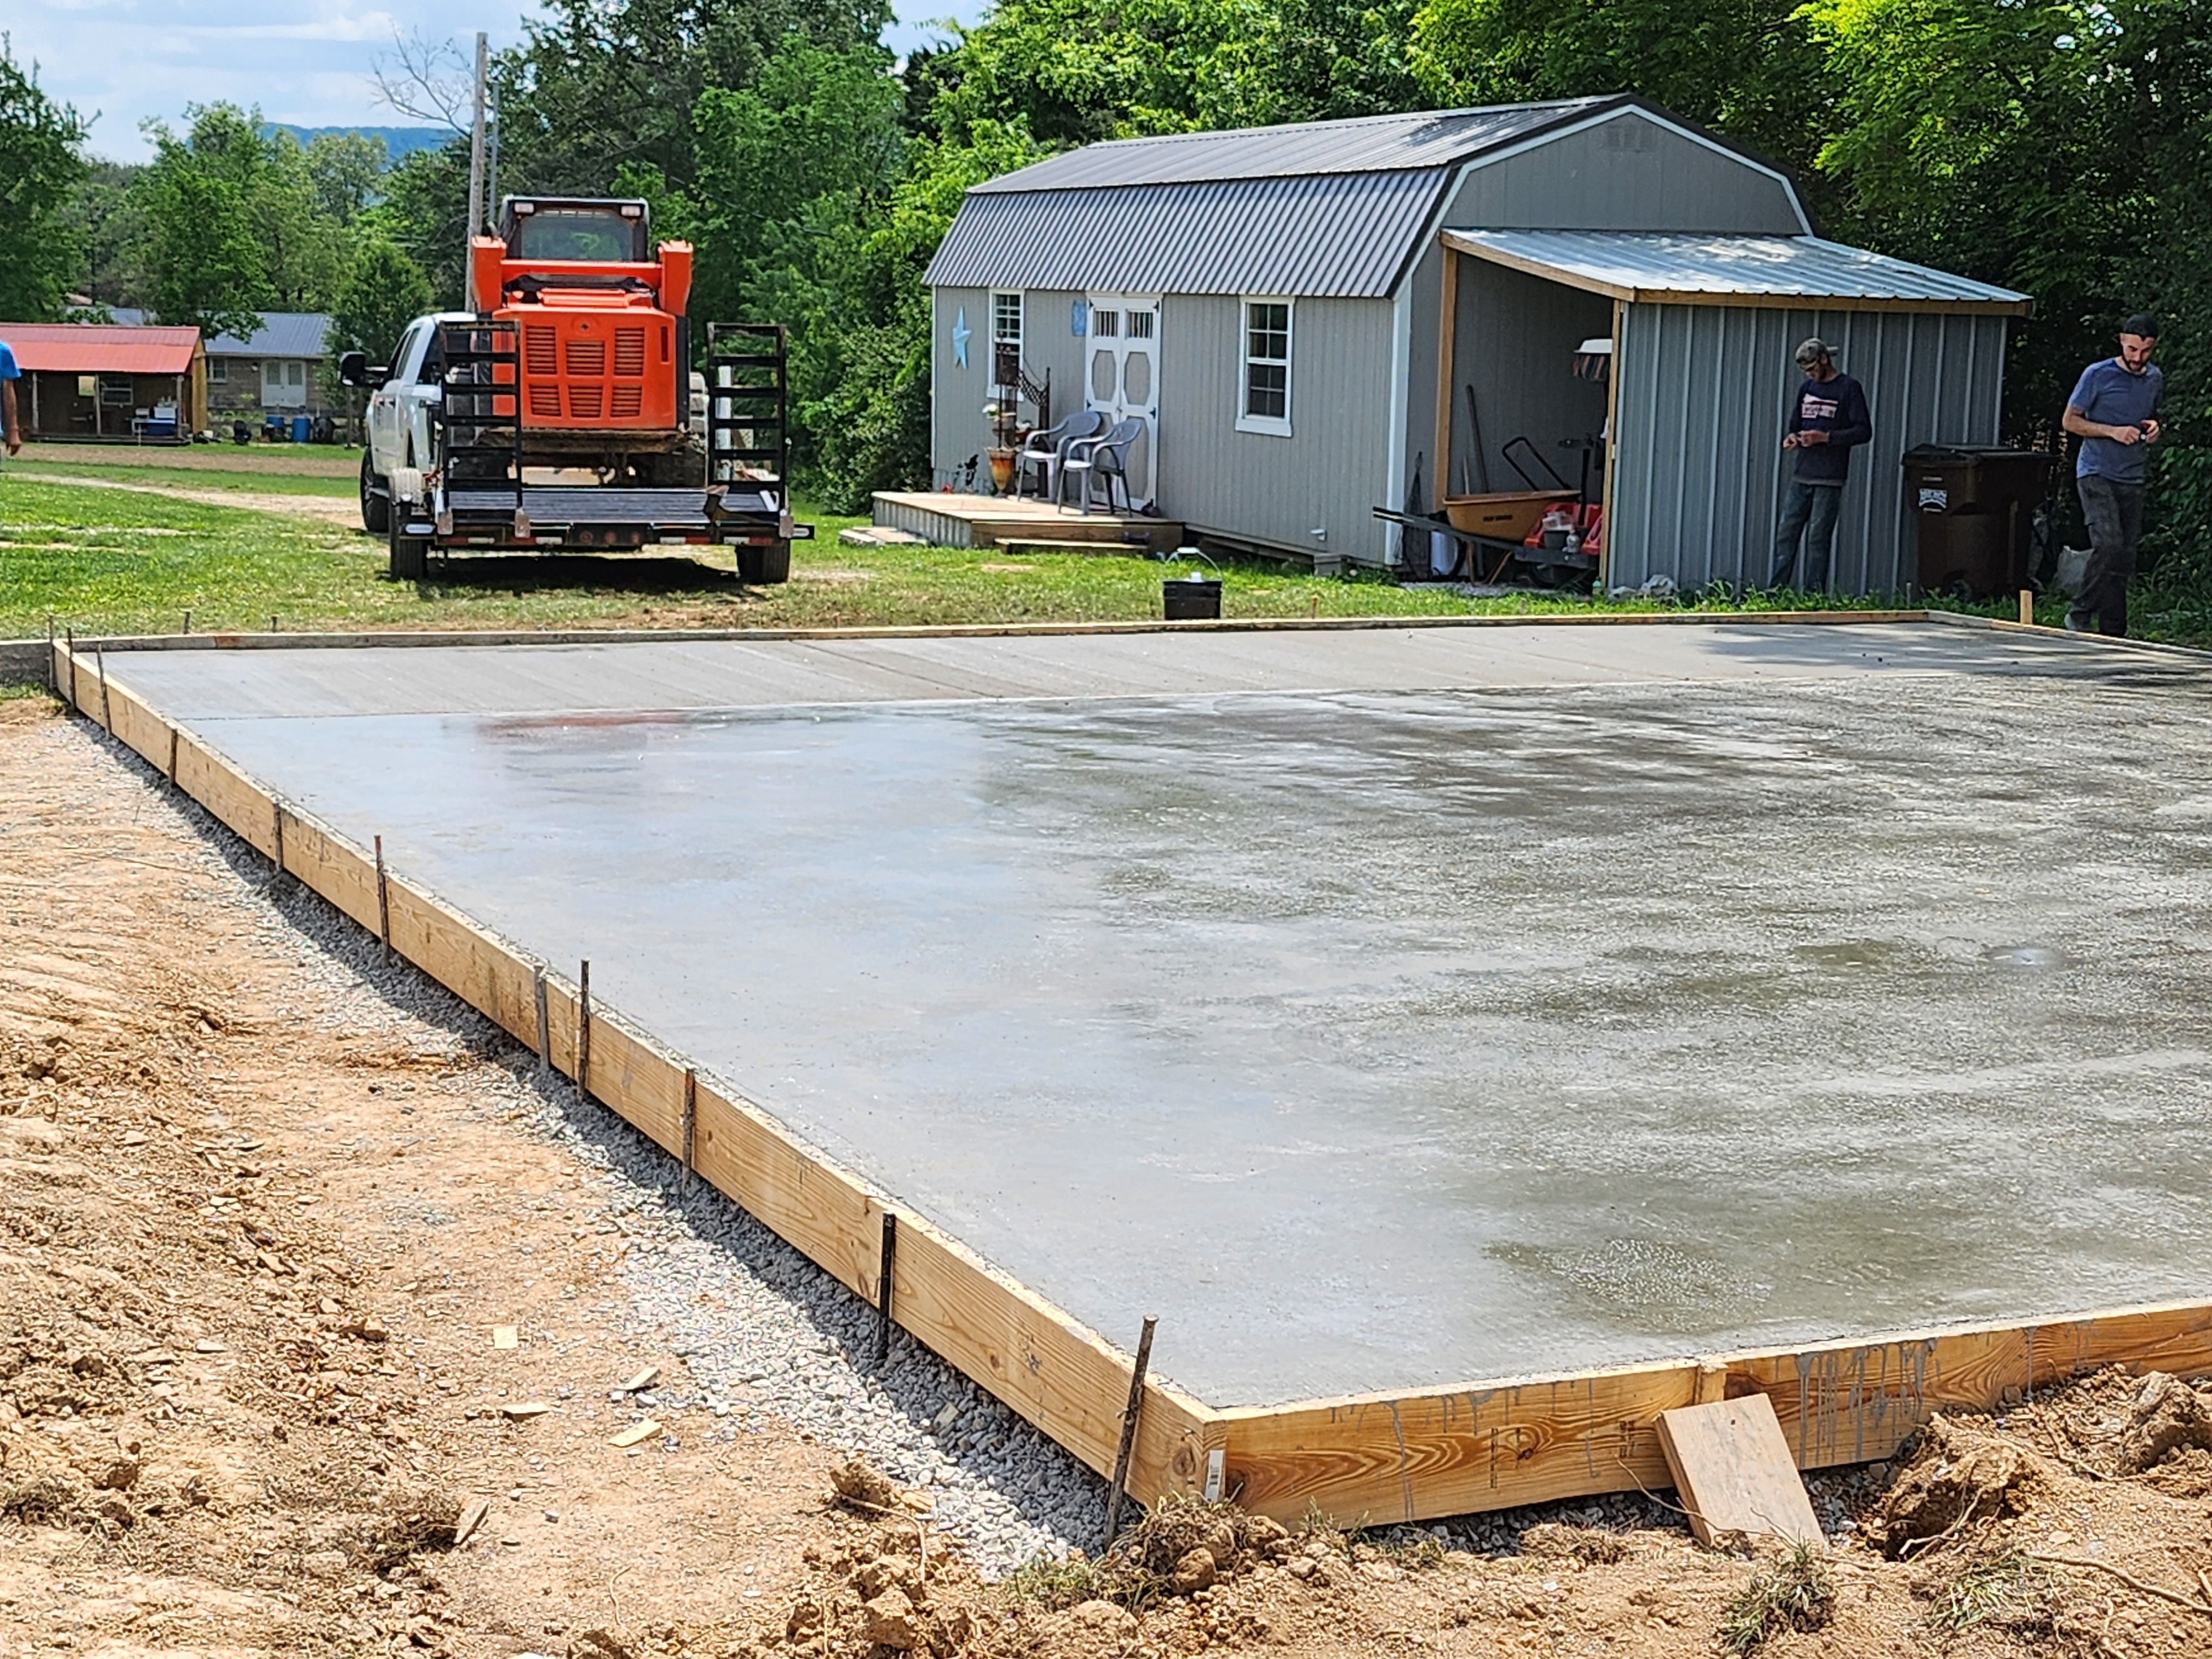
[{"xmin": 995, "ymin": 539, "xmax": 1171, "ymax": 559}]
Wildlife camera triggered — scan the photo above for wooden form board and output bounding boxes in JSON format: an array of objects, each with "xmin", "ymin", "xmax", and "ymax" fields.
[
  {"xmin": 1657, "ymin": 1394, "xmax": 1821, "ymax": 1547},
  {"xmin": 54, "ymin": 638, "xmax": 2212, "ymax": 1528}
]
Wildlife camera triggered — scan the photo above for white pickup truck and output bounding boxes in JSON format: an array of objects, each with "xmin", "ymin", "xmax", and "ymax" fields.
[{"xmin": 354, "ymin": 311, "xmax": 473, "ymax": 534}]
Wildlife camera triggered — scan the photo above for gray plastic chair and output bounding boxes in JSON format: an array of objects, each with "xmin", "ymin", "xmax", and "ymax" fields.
[
  {"xmin": 1014, "ymin": 409, "xmax": 1105, "ymax": 500},
  {"xmin": 1060, "ymin": 416, "xmax": 1147, "ymax": 513}
]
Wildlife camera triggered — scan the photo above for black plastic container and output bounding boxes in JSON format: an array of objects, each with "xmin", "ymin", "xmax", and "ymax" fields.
[
  {"xmin": 1162, "ymin": 577, "xmax": 1223, "ymax": 620},
  {"xmin": 1902, "ymin": 445, "xmax": 2058, "ymax": 598}
]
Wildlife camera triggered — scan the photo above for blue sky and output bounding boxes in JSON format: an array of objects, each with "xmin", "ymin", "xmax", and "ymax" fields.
[{"xmin": 11, "ymin": 0, "xmax": 982, "ymax": 163}]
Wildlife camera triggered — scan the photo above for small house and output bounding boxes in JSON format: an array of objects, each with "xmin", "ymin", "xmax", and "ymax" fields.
[
  {"xmin": 921, "ymin": 96, "xmax": 2030, "ymax": 592},
  {"xmin": 205, "ymin": 313, "xmax": 335, "ymax": 421},
  {"xmin": 0, "ymin": 323, "xmax": 206, "ymax": 441}
]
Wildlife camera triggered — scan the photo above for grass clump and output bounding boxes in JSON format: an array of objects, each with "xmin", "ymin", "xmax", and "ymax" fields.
[
  {"xmin": 1719, "ymin": 1542, "xmax": 1836, "ymax": 1656},
  {"xmin": 1930, "ymin": 1549, "xmax": 2058, "ymax": 1634}
]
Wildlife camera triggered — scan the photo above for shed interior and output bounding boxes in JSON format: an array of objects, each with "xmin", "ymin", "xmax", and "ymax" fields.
[{"xmin": 1435, "ymin": 255, "xmax": 1615, "ymax": 578}]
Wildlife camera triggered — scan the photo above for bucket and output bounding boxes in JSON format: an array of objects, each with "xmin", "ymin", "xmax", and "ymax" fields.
[
  {"xmin": 291, "ymin": 415, "xmax": 312, "ymax": 444},
  {"xmin": 1162, "ymin": 577, "xmax": 1222, "ymax": 621}
]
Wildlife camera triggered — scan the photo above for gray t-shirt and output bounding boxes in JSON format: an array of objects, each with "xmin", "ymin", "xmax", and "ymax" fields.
[{"xmin": 2069, "ymin": 357, "xmax": 2163, "ymax": 482}]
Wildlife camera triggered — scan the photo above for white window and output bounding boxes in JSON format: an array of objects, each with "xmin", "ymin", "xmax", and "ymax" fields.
[
  {"xmin": 208, "ymin": 358, "xmax": 228, "ymax": 383},
  {"xmin": 1092, "ymin": 309, "xmax": 1120, "ymax": 338},
  {"xmin": 990, "ymin": 291, "xmax": 1024, "ymax": 394},
  {"xmin": 1238, "ymin": 298, "xmax": 1292, "ymax": 436}
]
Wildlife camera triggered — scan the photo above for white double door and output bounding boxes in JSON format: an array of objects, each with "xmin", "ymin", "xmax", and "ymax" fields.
[{"xmin": 1083, "ymin": 293, "xmax": 1159, "ymax": 510}]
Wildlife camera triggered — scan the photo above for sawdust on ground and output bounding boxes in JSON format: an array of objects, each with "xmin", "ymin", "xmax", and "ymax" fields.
[{"xmin": 5, "ymin": 691, "xmax": 2212, "ymax": 1659}]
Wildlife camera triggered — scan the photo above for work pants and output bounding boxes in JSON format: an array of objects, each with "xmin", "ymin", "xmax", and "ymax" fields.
[
  {"xmin": 2074, "ymin": 474, "xmax": 2146, "ymax": 638},
  {"xmin": 1768, "ymin": 479, "xmax": 1844, "ymax": 592}
]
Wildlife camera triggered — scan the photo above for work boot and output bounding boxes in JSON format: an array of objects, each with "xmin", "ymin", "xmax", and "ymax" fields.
[{"xmin": 2062, "ymin": 611, "xmax": 2090, "ymax": 633}]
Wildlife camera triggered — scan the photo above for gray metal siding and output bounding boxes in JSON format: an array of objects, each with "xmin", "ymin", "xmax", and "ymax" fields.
[
  {"xmin": 1607, "ymin": 304, "xmax": 2009, "ymax": 593},
  {"xmin": 927, "ymin": 170, "xmax": 1451, "ymax": 300},
  {"xmin": 1158, "ymin": 294, "xmax": 1397, "ymax": 562},
  {"xmin": 1444, "ymin": 112, "xmax": 1806, "ymax": 234},
  {"xmin": 1023, "ymin": 289, "xmax": 1088, "ymax": 432},
  {"xmin": 931, "ymin": 286, "xmax": 992, "ymax": 484},
  {"xmin": 1444, "ymin": 259, "xmax": 1614, "ymax": 498}
]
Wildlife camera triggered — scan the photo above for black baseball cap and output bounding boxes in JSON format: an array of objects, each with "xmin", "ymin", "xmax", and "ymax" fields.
[{"xmin": 2122, "ymin": 313, "xmax": 2161, "ymax": 339}]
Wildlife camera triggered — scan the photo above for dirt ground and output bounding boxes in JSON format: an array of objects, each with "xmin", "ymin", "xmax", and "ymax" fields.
[
  {"xmin": 9, "ymin": 472, "xmax": 363, "ymax": 523},
  {"xmin": 6, "ymin": 692, "xmax": 2212, "ymax": 1659}
]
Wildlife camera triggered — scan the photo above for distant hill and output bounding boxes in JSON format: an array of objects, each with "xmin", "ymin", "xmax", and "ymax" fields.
[{"xmin": 266, "ymin": 124, "xmax": 455, "ymax": 161}]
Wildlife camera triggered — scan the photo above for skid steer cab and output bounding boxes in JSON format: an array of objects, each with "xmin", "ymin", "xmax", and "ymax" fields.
[{"xmin": 342, "ymin": 196, "xmax": 809, "ymax": 583}]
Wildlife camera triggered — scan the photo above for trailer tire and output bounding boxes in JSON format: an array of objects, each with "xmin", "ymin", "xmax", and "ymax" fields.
[
  {"xmin": 388, "ymin": 512, "xmax": 429, "ymax": 580},
  {"xmin": 738, "ymin": 540, "xmax": 791, "ymax": 585},
  {"xmin": 359, "ymin": 451, "xmax": 392, "ymax": 534}
]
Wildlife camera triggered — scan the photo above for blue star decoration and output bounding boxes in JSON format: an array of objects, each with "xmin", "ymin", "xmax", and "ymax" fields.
[{"xmin": 952, "ymin": 308, "xmax": 971, "ymax": 369}]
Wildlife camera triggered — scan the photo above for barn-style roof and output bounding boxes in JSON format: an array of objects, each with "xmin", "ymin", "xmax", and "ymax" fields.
[{"xmin": 927, "ymin": 96, "xmax": 1803, "ymax": 299}]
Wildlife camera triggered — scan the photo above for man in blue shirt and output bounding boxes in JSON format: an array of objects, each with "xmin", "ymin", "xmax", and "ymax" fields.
[
  {"xmin": 0, "ymin": 336, "xmax": 20, "ymax": 466},
  {"xmin": 1767, "ymin": 338, "xmax": 1874, "ymax": 592},
  {"xmin": 2062, "ymin": 314, "xmax": 2163, "ymax": 637}
]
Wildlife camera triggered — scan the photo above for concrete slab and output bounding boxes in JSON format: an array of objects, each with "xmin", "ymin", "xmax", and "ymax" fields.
[{"xmin": 100, "ymin": 623, "xmax": 2212, "ymax": 1407}]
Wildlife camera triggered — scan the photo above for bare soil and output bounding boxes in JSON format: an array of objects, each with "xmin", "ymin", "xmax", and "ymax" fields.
[
  {"xmin": 10, "ymin": 471, "xmax": 364, "ymax": 523},
  {"xmin": 5, "ymin": 692, "xmax": 2211, "ymax": 1659}
]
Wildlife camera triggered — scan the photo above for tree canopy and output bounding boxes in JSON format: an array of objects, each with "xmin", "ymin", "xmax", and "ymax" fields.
[{"xmin": 0, "ymin": 37, "xmax": 91, "ymax": 322}]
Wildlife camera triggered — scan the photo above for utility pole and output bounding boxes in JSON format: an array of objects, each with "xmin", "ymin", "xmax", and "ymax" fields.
[{"xmin": 465, "ymin": 29, "xmax": 489, "ymax": 300}]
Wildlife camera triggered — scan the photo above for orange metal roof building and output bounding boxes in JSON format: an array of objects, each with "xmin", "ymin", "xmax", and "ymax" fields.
[{"xmin": 1, "ymin": 323, "xmax": 202, "ymax": 374}]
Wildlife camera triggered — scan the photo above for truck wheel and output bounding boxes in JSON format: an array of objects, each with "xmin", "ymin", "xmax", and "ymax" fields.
[
  {"xmin": 388, "ymin": 511, "xmax": 429, "ymax": 580},
  {"xmin": 359, "ymin": 451, "xmax": 391, "ymax": 534}
]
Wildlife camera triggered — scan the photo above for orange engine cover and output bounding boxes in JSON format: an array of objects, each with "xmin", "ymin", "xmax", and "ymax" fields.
[{"xmin": 499, "ymin": 297, "xmax": 679, "ymax": 431}]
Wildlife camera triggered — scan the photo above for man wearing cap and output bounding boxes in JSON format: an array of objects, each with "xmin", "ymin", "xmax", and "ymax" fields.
[
  {"xmin": 2061, "ymin": 315, "xmax": 2163, "ymax": 636},
  {"xmin": 1767, "ymin": 338, "xmax": 1873, "ymax": 592}
]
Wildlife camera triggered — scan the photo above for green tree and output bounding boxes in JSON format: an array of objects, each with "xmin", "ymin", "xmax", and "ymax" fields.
[
  {"xmin": 0, "ymin": 36, "xmax": 91, "ymax": 321},
  {"xmin": 328, "ymin": 237, "xmax": 435, "ymax": 371},
  {"xmin": 366, "ymin": 138, "xmax": 473, "ymax": 310},
  {"xmin": 305, "ymin": 131, "xmax": 390, "ymax": 226},
  {"xmin": 140, "ymin": 169, "xmax": 267, "ymax": 339},
  {"xmin": 494, "ymin": 0, "xmax": 895, "ymax": 196}
]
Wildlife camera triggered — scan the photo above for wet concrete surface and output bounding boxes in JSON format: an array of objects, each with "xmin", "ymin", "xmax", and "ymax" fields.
[{"xmin": 106, "ymin": 629, "xmax": 2212, "ymax": 1405}]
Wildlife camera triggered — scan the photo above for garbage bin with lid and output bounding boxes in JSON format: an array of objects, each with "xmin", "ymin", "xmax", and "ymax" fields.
[{"xmin": 1903, "ymin": 445, "xmax": 2058, "ymax": 598}]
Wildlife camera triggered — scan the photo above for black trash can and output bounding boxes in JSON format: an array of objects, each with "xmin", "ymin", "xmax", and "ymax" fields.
[
  {"xmin": 1902, "ymin": 445, "xmax": 2058, "ymax": 598},
  {"xmin": 1162, "ymin": 577, "xmax": 1223, "ymax": 620}
]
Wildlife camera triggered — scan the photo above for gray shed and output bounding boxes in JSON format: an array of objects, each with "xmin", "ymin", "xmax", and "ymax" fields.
[{"xmin": 924, "ymin": 96, "xmax": 2032, "ymax": 591}]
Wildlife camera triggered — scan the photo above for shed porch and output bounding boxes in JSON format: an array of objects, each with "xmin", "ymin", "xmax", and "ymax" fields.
[{"xmin": 872, "ymin": 490, "xmax": 1183, "ymax": 554}]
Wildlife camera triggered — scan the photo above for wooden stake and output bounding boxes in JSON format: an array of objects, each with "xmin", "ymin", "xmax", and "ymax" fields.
[
  {"xmin": 874, "ymin": 1212, "xmax": 898, "ymax": 1368},
  {"xmin": 533, "ymin": 968, "xmax": 551, "ymax": 1078},
  {"xmin": 166, "ymin": 728, "xmax": 179, "ymax": 786},
  {"xmin": 272, "ymin": 801, "xmax": 285, "ymax": 875},
  {"xmin": 681, "ymin": 1067, "xmax": 697, "ymax": 1191},
  {"xmin": 1104, "ymin": 1314, "xmax": 1159, "ymax": 1544},
  {"xmin": 2019, "ymin": 587, "xmax": 2034, "ymax": 627},
  {"xmin": 374, "ymin": 836, "xmax": 392, "ymax": 964},
  {"xmin": 577, "ymin": 959, "xmax": 592, "ymax": 1099},
  {"xmin": 96, "ymin": 650, "xmax": 113, "ymax": 732},
  {"xmin": 182, "ymin": 609, "xmax": 191, "ymax": 635},
  {"xmin": 44, "ymin": 616, "xmax": 54, "ymax": 693}
]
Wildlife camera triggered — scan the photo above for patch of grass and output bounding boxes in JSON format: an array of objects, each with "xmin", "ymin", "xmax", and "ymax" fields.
[
  {"xmin": 1719, "ymin": 1543, "xmax": 1836, "ymax": 1656},
  {"xmin": 0, "ymin": 681, "xmax": 56, "ymax": 701},
  {"xmin": 1931, "ymin": 1549, "xmax": 2057, "ymax": 1632},
  {"xmin": 14, "ymin": 461, "xmax": 359, "ymax": 498},
  {"xmin": 4, "ymin": 471, "xmax": 2047, "ymax": 641},
  {"xmin": 15, "ymin": 440, "xmax": 359, "ymax": 479},
  {"xmin": 998, "ymin": 1552, "xmax": 1111, "ymax": 1610}
]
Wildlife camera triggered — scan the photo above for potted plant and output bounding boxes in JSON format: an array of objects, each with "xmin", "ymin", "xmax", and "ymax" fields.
[{"xmin": 984, "ymin": 401, "xmax": 1019, "ymax": 493}]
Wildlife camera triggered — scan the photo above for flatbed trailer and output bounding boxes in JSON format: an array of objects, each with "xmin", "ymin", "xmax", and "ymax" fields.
[{"xmin": 389, "ymin": 320, "xmax": 811, "ymax": 585}]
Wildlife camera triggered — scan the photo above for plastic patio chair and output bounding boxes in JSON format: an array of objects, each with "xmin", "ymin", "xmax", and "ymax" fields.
[
  {"xmin": 1013, "ymin": 409, "xmax": 1105, "ymax": 500},
  {"xmin": 1059, "ymin": 416, "xmax": 1147, "ymax": 514}
]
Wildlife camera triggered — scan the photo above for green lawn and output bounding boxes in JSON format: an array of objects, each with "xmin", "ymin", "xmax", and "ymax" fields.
[{"xmin": 0, "ymin": 469, "xmax": 2102, "ymax": 648}]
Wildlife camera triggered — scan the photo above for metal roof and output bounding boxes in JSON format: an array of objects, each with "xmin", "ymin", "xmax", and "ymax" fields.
[
  {"xmin": 972, "ymin": 100, "xmax": 1610, "ymax": 193},
  {"xmin": 207, "ymin": 312, "xmax": 332, "ymax": 357},
  {"xmin": 1442, "ymin": 230, "xmax": 2032, "ymax": 312},
  {"xmin": 0, "ymin": 324, "xmax": 201, "ymax": 374},
  {"xmin": 929, "ymin": 169, "xmax": 1449, "ymax": 299}
]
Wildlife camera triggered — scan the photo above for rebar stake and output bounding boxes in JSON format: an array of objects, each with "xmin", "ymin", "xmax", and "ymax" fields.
[
  {"xmin": 533, "ymin": 968, "xmax": 551, "ymax": 1079},
  {"xmin": 874, "ymin": 1212, "xmax": 899, "ymax": 1368},
  {"xmin": 374, "ymin": 836, "xmax": 392, "ymax": 965},
  {"xmin": 1104, "ymin": 1314, "xmax": 1159, "ymax": 1546},
  {"xmin": 577, "ymin": 959, "xmax": 592, "ymax": 1100},
  {"xmin": 681, "ymin": 1067, "xmax": 698, "ymax": 1191}
]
